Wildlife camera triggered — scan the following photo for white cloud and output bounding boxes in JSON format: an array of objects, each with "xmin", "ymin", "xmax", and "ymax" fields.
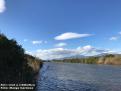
[
  {"xmin": 25, "ymin": 51, "xmax": 32, "ymax": 54},
  {"xmin": 81, "ymin": 45, "xmax": 93, "ymax": 51},
  {"xmin": 109, "ymin": 31, "xmax": 121, "ymax": 41},
  {"xmin": 0, "ymin": 0, "xmax": 6, "ymax": 13},
  {"xmin": 109, "ymin": 37, "xmax": 118, "ymax": 41},
  {"xmin": 30, "ymin": 45, "xmax": 114, "ymax": 60},
  {"xmin": 119, "ymin": 32, "xmax": 121, "ymax": 35},
  {"xmin": 24, "ymin": 39, "xmax": 28, "ymax": 42},
  {"xmin": 32, "ymin": 41, "xmax": 42, "ymax": 44},
  {"xmin": 55, "ymin": 42, "xmax": 67, "ymax": 47},
  {"xmin": 32, "ymin": 40, "xmax": 47, "ymax": 45},
  {"xmin": 55, "ymin": 32, "xmax": 92, "ymax": 40},
  {"xmin": 32, "ymin": 48, "xmax": 79, "ymax": 60}
]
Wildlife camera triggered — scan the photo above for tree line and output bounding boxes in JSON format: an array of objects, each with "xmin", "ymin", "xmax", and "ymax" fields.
[{"xmin": 52, "ymin": 54, "xmax": 121, "ymax": 65}]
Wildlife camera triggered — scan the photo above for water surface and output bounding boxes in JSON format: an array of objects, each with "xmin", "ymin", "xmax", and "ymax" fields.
[{"xmin": 37, "ymin": 62, "xmax": 121, "ymax": 91}]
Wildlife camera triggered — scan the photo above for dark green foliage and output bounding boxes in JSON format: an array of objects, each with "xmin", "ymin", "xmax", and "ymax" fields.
[
  {"xmin": 53, "ymin": 57, "xmax": 99, "ymax": 64},
  {"xmin": 104, "ymin": 54, "xmax": 115, "ymax": 57},
  {"xmin": 0, "ymin": 33, "xmax": 42, "ymax": 84}
]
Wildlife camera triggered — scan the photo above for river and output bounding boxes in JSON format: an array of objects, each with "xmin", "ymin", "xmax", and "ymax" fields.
[{"xmin": 37, "ymin": 62, "xmax": 121, "ymax": 91}]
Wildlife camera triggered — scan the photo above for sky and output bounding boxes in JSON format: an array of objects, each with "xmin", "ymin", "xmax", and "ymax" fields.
[{"xmin": 0, "ymin": 0, "xmax": 121, "ymax": 60}]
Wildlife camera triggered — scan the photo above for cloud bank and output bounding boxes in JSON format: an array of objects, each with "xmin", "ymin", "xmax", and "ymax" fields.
[
  {"xmin": 28, "ymin": 45, "xmax": 115, "ymax": 60},
  {"xmin": 55, "ymin": 32, "xmax": 92, "ymax": 40},
  {"xmin": 0, "ymin": 0, "xmax": 6, "ymax": 13}
]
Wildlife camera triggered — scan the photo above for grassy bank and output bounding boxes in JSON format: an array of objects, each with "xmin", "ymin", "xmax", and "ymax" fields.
[{"xmin": 52, "ymin": 54, "xmax": 121, "ymax": 65}]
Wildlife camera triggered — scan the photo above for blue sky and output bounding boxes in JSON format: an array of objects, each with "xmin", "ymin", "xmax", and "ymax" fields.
[{"xmin": 0, "ymin": 0, "xmax": 121, "ymax": 59}]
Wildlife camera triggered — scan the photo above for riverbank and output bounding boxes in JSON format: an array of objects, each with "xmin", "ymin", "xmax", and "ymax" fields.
[
  {"xmin": 52, "ymin": 54, "xmax": 121, "ymax": 65},
  {"xmin": 25, "ymin": 54, "xmax": 43, "ymax": 83}
]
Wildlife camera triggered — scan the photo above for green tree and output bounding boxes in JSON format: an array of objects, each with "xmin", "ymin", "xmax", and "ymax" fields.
[{"xmin": 0, "ymin": 33, "xmax": 39, "ymax": 84}]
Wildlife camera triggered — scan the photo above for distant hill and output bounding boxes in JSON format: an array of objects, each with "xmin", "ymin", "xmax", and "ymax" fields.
[
  {"xmin": 52, "ymin": 54, "xmax": 121, "ymax": 65},
  {"xmin": 0, "ymin": 33, "xmax": 43, "ymax": 86}
]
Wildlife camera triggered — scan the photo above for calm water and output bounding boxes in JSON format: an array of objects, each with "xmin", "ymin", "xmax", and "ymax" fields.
[{"xmin": 37, "ymin": 62, "xmax": 121, "ymax": 91}]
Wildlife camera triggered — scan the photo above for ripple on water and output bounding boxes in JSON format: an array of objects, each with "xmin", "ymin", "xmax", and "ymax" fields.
[{"xmin": 37, "ymin": 63, "xmax": 121, "ymax": 91}]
